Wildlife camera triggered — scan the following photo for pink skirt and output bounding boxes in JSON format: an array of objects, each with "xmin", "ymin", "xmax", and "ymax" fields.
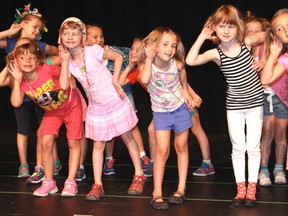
[{"xmin": 85, "ymin": 96, "xmax": 138, "ymax": 141}]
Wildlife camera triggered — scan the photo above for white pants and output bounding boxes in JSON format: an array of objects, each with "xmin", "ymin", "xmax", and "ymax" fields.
[{"xmin": 227, "ymin": 106, "xmax": 263, "ymax": 183}]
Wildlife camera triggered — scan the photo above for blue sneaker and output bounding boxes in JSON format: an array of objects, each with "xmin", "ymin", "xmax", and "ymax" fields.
[
  {"xmin": 26, "ymin": 166, "xmax": 45, "ymax": 185},
  {"xmin": 103, "ymin": 159, "xmax": 116, "ymax": 175},
  {"xmin": 141, "ymin": 155, "xmax": 153, "ymax": 177},
  {"xmin": 53, "ymin": 160, "xmax": 62, "ymax": 176},
  {"xmin": 75, "ymin": 167, "xmax": 86, "ymax": 182},
  {"xmin": 193, "ymin": 161, "xmax": 215, "ymax": 176}
]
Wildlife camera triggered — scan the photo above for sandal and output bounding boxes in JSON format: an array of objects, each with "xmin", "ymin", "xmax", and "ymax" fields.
[
  {"xmin": 150, "ymin": 196, "xmax": 169, "ymax": 210},
  {"xmin": 168, "ymin": 191, "xmax": 185, "ymax": 204}
]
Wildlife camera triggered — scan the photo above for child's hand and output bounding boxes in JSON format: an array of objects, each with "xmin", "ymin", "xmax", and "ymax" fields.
[
  {"xmin": 9, "ymin": 24, "xmax": 21, "ymax": 36},
  {"xmin": 270, "ymin": 35, "xmax": 283, "ymax": 57},
  {"xmin": 252, "ymin": 59, "xmax": 265, "ymax": 72},
  {"xmin": 202, "ymin": 25, "xmax": 215, "ymax": 40},
  {"xmin": 8, "ymin": 62, "xmax": 23, "ymax": 81},
  {"xmin": 144, "ymin": 43, "xmax": 157, "ymax": 60},
  {"xmin": 58, "ymin": 44, "xmax": 71, "ymax": 62},
  {"xmin": 112, "ymin": 80, "xmax": 126, "ymax": 98}
]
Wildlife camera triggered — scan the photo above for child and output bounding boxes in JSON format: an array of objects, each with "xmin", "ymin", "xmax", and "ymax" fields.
[
  {"xmin": 261, "ymin": 8, "xmax": 288, "ymax": 172},
  {"xmin": 58, "ymin": 17, "xmax": 146, "ymax": 201},
  {"xmin": 85, "ymin": 24, "xmax": 153, "ymax": 177},
  {"xmin": 0, "ymin": 3, "xmax": 61, "ymax": 182},
  {"xmin": 185, "ymin": 5, "xmax": 265, "ymax": 207},
  {"xmin": 8, "ymin": 38, "xmax": 82, "ymax": 197},
  {"xmin": 245, "ymin": 11, "xmax": 287, "ymax": 186},
  {"xmin": 261, "ymin": 8, "xmax": 288, "ymax": 83},
  {"xmin": 138, "ymin": 27, "xmax": 193, "ymax": 210},
  {"xmin": 120, "ymin": 37, "xmax": 215, "ymax": 177}
]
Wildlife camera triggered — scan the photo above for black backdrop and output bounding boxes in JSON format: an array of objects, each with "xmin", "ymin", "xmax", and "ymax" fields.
[{"xmin": 0, "ymin": 0, "xmax": 287, "ymax": 133}]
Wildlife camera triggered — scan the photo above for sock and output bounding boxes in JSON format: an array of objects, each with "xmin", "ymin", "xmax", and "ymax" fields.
[
  {"xmin": 235, "ymin": 182, "xmax": 246, "ymax": 199},
  {"xmin": 274, "ymin": 164, "xmax": 283, "ymax": 171},
  {"xmin": 140, "ymin": 151, "xmax": 146, "ymax": 158},
  {"xmin": 79, "ymin": 164, "xmax": 84, "ymax": 169},
  {"xmin": 203, "ymin": 159, "xmax": 211, "ymax": 164},
  {"xmin": 246, "ymin": 182, "xmax": 256, "ymax": 200},
  {"xmin": 105, "ymin": 156, "xmax": 113, "ymax": 160},
  {"xmin": 260, "ymin": 166, "xmax": 269, "ymax": 171}
]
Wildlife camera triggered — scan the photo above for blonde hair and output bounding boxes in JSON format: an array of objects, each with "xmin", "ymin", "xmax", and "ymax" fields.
[
  {"xmin": 265, "ymin": 8, "xmax": 288, "ymax": 57},
  {"xmin": 205, "ymin": 5, "xmax": 245, "ymax": 45},
  {"xmin": 139, "ymin": 26, "xmax": 185, "ymax": 64},
  {"xmin": 244, "ymin": 11, "xmax": 270, "ymax": 31},
  {"xmin": 12, "ymin": 14, "xmax": 46, "ymax": 38}
]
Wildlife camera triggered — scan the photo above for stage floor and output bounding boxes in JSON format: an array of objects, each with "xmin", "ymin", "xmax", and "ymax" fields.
[{"xmin": 0, "ymin": 129, "xmax": 287, "ymax": 216}]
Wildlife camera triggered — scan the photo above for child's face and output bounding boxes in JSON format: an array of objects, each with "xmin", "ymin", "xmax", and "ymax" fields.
[
  {"xmin": 156, "ymin": 32, "xmax": 177, "ymax": 61},
  {"xmin": 246, "ymin": 21, "xmax": 262, "ymax": 36},
  {"xmin": 214, "ymin": 21, "xmax": 238, "ymax": 43},
  {"xmin": 129, "ymin": 40, "xmax": 141, "ymax": 63},
  {"xmin": 61, "ymin": 28, "xmax": 83, "ymax": 49},
  {"xmin": 21, "ymin": 18, "xmax": 43, "ymax": 40},
  {"xmin": 15, "ymin": 50, "xmax": 38, "ymax": 74},
  {"xmin": 86, "ymin": 26, "xmax": 105, "ymax": 47},
  {"xmin": 272, "ymin": 13, "xmax": 288, "ymax": 44}
]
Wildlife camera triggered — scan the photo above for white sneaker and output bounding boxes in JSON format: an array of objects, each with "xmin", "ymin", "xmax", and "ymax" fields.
[
  {"xmin": 274, "ymin": 170, "xmax": 287, "ymax": 184},
  {"xmin": 258, "ymin": 170, "xmax": 272, "ymax": 186}
]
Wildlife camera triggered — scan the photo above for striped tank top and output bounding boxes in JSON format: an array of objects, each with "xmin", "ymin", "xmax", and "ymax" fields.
[{"xmin": 217, "ymin": 43, "xmax": 264, "ymax": 110}]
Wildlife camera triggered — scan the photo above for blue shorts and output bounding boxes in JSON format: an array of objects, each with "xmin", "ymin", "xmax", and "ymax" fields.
[
  {"xmin": 263, "ymin": 93, "xmax": 288, "ymax": 119},
  {"xmin": 153, "ymin": 103, "xmax": 192, "ymax": 133}
]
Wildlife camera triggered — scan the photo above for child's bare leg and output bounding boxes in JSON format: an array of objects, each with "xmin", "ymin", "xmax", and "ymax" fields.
[
  {"xmin": 41, "ymin": 135, "xmax": 55, "ymax": 181},
  {"xmin": 93, "ymin": 141, "xmax": 106, "ymax": 185},
  {"xmin": 174, "ymin": 130, "xmax": 189, "ymax": 193},
  {"xmin": 120, "ymin": 131, "xmax": 143, "ymax": 175},
  {"xmin": 67, "ymin": 139, "xmax": 81, "ymax": 180},
  {"xmin": 152, "ymin": 130, "xmax": 171, "ymax": 200},
  {"xmin": 148, "ymin": 120, "xmax": 156, "ymax": 161}
]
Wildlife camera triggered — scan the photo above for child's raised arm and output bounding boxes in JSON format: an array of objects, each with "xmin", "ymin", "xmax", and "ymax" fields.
[
  {"xmin": 261, "ymin": 38, "xmax": 286, "ymax": 85},
  {"xmin": 8, "ymin": 62, "xmax": 24, "ymax": 107},
  {"xmin": 0, "ymin": 66, "xmax": 13, "ymax": 87},
  {"xmin": 58, "ymin": 45, "xmax": 72, "ymax": 90}
]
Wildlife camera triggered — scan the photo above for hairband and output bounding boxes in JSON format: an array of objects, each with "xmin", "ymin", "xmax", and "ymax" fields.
[{"xmin": 13, "ymin": 2, "xmax": 48, "ymax": 32}]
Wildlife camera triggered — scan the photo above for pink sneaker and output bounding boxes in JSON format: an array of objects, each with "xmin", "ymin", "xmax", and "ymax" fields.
[
  {"xmin": 61, "ymin": 179, "xmax": 78, "ymax": 197},
  {"xmin": 33, "ymin": 180, "xmax": 58, "ymax": 197}
]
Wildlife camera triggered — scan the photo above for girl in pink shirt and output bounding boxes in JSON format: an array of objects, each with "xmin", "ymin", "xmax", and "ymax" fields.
[{"xmin": 58, "ymin": 17, "xmax": 146, "ymax": 201}]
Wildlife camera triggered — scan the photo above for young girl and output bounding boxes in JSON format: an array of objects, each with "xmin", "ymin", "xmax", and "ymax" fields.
[
  {"xmin": 185, "ymin": 5, "xmax": 265, "ymax": 207},
  {"xmin": 85, "ymin": 24, "xmax": 153, "ymax": 177},
  {"xmin": 8, "ymin": 38, "xmax": 83, "ymax": 197},
  {"xmin": 0, "ymin": 3, "xmax": 61, "ymax": 182},
  {"xmin": 58, "ymin": 17, "xmax": 146, "ymax": 201},
  {"xmin": 261, "ymin": 8, "xmax": 288, "ymax": 83},
  {"xmin": 261, "ymin": 8, "xmax": 288, "ymax": 172},
  {"xmin": 138, "ymin": 27, "xmax": 193, "ymax": 210},
  {"xmin": 245, "ymin": 11, "xmax": 287, "ymax": 186},
  {"xmin": 120, "ymin": 37, "xmax": 214, "ymax": 177}
]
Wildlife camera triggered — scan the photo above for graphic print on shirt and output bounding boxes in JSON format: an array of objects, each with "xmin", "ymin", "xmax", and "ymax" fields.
[{"xmin": 25, "ymin": 79, "xmax": 69, "ymax": 110}]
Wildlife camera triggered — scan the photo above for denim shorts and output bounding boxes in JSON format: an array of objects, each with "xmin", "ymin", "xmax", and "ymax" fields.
[
  {"xmin": 153, "ymin": 103, "xmax": 192, "ymax": 133},
  {"xmin": 263, "ymin": 93, "xmax": 288, "ymax": 119}
]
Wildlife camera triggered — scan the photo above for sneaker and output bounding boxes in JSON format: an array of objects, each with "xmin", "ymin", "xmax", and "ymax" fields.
[
  {"xmin": 103, "ymin": 158, "xmax": 116, "ymax": 175},
  {"xmin": 140, "ymin": 155, "xmax": 154, "ymax": 177},
  {"xmin": 53, "ymin": 160, "xmax": 62, "ymax": 176},
  {"xmin": 274, "ymin": 169, "xmax": 287, "ymax": 184},
  {"xmin": 17, "ymin": 164, "xmax": 30, "ymax": 178},
  {"xmin": 61, "ymin": 179, "xmax": 78, "ymax": 197},
  {"xmin": 258, "ymin": 170, "xmax": 272, "ymax": 186},
  {"xmin": 75, "ymin": 167, "xmax": 86, "ymax": 182},
  {"xmin": 127, "ymin": 174, "xmax": 146, "ymax": 195},
  {"xmin": 193, "ymin": 161, "xmax": 215, "ymax": 176},
  {"xmin": 33, "ymin": 180, "xmax": 58, "ymax": 197},
  {"xmin": 85, "ymin": 184, "xmax": 105, "ymax": 201},
  {"xmin": 26, "ymin": 166, "xmax": 45, "ymax": 185}
]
